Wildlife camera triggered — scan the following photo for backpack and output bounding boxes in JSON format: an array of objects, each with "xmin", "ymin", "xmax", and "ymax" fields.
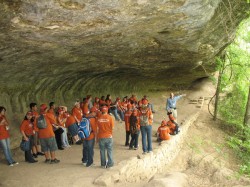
[
  {"xmin": 140, "ymin": 109, "xmax": 149, "ymax": 126},
  {"xmin": 78, "ymin": 117, "xmax": 93, "ymax": 139},
  {"xmin": 37, "ymin": 115, "xmax": 47, "ymax": 129}
]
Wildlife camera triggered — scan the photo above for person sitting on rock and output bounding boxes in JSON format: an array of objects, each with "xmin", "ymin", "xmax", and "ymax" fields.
[
  {"xmin": 166, "ymin": 111, "xmax": 180, "ymax": 135},
  {"xmin": 157, "ymin": 120, "xmax": 171, "ymax": 143}
]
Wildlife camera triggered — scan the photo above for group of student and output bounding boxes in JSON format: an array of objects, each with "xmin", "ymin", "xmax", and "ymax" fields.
[{"xmin": 0, "ymin": 92, "xmax": 184, "ymax": 167}]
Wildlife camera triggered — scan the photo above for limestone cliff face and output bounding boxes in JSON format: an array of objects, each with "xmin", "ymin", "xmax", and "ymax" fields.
[{"xmin": 0, "ymin": 0, "xmax": 249, "ymax": 137}]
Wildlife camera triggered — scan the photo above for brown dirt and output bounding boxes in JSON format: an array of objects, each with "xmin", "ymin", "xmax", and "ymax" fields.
[{"xmin": 0, "ymin": 78, "xmax": 249, "ymax": 187}]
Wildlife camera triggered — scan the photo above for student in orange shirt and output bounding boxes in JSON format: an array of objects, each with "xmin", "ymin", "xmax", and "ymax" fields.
[
  {"xmin": 139, "ymin": 99, "xmax": 153, "ymax": 154},
  {"xmin": 65, "ymin": 112, "xmax": 81, "ymax": 144},
  {"xmin": 57, "ymin": 107, "xmax": 70, "ymax": 148},
  {"xmin": 129, "ymin": 109, "xmax": 140, "ymax": 150},
  {"xmin": 48, "ymin": 102, "xmax": 64, "ymax": 150},
  {"xmin": 82, "ymin": 107, "xmax": 97, "ymax": 167},
  {"xmin": 93, "ymin": 97, "xmax": 100, "ymax": 110},
  {"xmin": 20, "ymin": 111, "xmax": 38, "ymax": 163},
  {"xmin": 105, "ymin": 94, "xmax": 112, "ymax": 112},
  {"xmin": 0, "ymin": 106, "xmax": 18, "ymax": 166},
  {"xmin": 34, "ymin": 104, "xmax": 60, "ymax": 164},
  {"xmin": 99, "ymin": 96, "xmax": 106, "ymax": 107},
  {"xmin": 167, "ymin": 111, "xmax": 180, "ymax": 135},
  {"xmin": 96, "ymin": 106, "xmax": 115, "ymax": 168},
  {"xmin": 81, "ymin": 98, "xmax": 89, "ymax": 117},
  {"xmin": 157, "ymin": 120, "xmax": 171, "ymax": 143},
  {"xmin": 72, "ymin": 100, "xmax": 83, "ymax": 124},
  {"xmin": 124, "ymin": 104, "xmax": 132, "ymax": 146},
  {"xmin": 29, "ymin": 102, "xmax": 44, "ymax": 158}
]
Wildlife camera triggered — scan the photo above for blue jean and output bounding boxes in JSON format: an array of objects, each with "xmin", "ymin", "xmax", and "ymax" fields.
[
  {"xmin": 129, "ymin": 132, "xmax": 140, "ymax": 148},
  {"xmin": 99, "ymin": 138, "xmax": 114, "ymax": 167},
  {"xmin": 0, "ymin": 138, "xmax": 15, "ymax": 164},
  {"xmin": 82, "ymin": 138, "xmax": 95, "ymax": 166},
  {"xmin": 140, "ymin": 125, "xmax": 152, "ymax": 152},
  {"xmin": 117, "ymin": 109, "xmax": 124, "ymax": 121},
  {"xmin": 61, "ymin": 127, "xmax": 70, "ymax": 147},
  {"xmin": 110, "ymin": 108, "xmax": 121, "ymax": 121}
]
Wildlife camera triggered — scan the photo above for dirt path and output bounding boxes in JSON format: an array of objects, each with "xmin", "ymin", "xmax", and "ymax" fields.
[{"xmin": 0, "ymin": 78, "xmax": 249, "ymax": 187}]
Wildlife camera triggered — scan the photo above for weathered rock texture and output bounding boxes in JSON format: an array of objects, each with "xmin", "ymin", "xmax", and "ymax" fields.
[{"xmin": 0, "ymin": 0, "xmax": 249, "ymax": 130}]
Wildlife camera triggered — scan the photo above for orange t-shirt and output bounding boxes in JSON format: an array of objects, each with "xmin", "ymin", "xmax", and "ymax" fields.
[
  {"xmin": 65, "ymin": 114, "xmax": 76, "ymax": 128},
  {"xmin": 82, "ymin": 102, "xmax": 89, "ymax": 115},
  {"xmin": 157, "ymin": 125, "xmax": 170, "ymax": 140},
  {"xmin": 97, "ymin": 114, "xmax": 114, "ymax": 139},
  {"xmin": 121, "ymin": 102, "xmax": 128, "ymax": 111},
  {"xmin": 167, "ymin": 121, "xmax": 176, "ymax": 134},
  {"xmin": 57, "ymin": 113, "xmax": 66, "ymax": 127},
  {"xmin": 105, "ymin": 99, "xmax": 112, "ymax": 109},
  {"xmin": 124, "ymin": 110, "xmax": 132, "ymax": 131},
  {"xmin": 20, "ymin": 120, "xmax": 35, "ymax": 136},
  {"xmin": 99, "ymin": 100, "xmax": 106, "ymax": 106},
  {"xmin": 34, "ymin": 113, "xmax": 55, "ymax": 139},
  {"xmin": 0, "ymin": 116, "xmax": 10, "ymax": 140},
  {"xmin": 85, "ymin": 116, "xmax": 97, "ymax": 140},
  {"xmin": 72, "ymin": 107, "xmax": 83, "ymax": 123}
]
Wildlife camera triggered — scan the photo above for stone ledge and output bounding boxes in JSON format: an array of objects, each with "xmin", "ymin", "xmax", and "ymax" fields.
[{"xmin": 94, "ymin": 108, "xmax": 202, "ymax": 186}]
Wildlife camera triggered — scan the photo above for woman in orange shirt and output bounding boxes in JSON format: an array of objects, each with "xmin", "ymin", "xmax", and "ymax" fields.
[
  {"xmin": 0, "ymin": 106, "xmax": 18, "ymax": 166},
  {"xmin": 20, "ymin": 112, "xmax": 38, "ymax": 163}
]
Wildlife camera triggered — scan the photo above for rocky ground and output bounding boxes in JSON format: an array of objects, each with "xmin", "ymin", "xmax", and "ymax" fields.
[{"xmin": 0, "ymin": 78, "xmax": 250, "ymax": 187}]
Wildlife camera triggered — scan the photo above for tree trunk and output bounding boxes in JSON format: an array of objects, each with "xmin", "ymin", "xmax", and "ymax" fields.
[
  {"xmin": 213, "ymin": 70, "xmax": 222, "ymax": 121},
  {"xmin": 243, "ymin": 83, "xmax": 250, "ymax": 127}
]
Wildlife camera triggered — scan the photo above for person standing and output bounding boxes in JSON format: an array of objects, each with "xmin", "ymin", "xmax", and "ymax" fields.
[
  {"xmin": 0, "ymin": 106, "xmax": 18, "ymax": 166},
  {"xmin": 166, "ymin": 93, "xmax": 186, "ymax": 120},
  {"xmin": 139, "ymin": 99, "xmax": 153, "ymax": 154},
  {"xmin": 48, "ymin": 102, "xmax": 64, "ymax": 150},
  {"xmin": 96, "ymin": 106, "xmax": 115, "ymax": 168},
  {"xmin": 20, "ymin": 112, "xmax": 38, "ymax": 163},
  {"xmin": 29, "ymin": 102, "xmax": 44, "ymax": 158},
  {"xmin": 34, "ymin": 104, "xmax": 60, "ymax": 164},
  {"xmin": 82, "ymin": 107, "xmax": 97, "ymax": 167},
  {"xmin": 129, "ymin": 109, "xmax": 140, "ymax": 150}
]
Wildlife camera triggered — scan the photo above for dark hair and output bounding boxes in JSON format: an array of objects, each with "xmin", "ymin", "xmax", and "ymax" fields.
[
  {"xmin": 29, "ymin": 103, "xmax": 37, "ymax": 109},
  {"xmin": 0, "ymin": 106, "xmax": 6, "ymax": 113},
  {"xmin": 101, "ymin": 96, "xmax": 105, "ymax": 100},
  {"xmin": 105, "ymin": 94, "xmax": 111, "ymax": 101},
  {"xmin": 49, "ymin": 102, "xmax": 55, "ymax": 108}
]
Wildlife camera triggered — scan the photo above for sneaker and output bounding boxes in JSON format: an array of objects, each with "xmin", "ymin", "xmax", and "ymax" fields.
[
  {"xmin": 82, "ymin": 162, "xmax": 87, "ymax": 166},
  {"xmin": 12, "ymin": 161, "xmax": 19, "ymax": 165},
  {"xmin": 86, "ymin": 163, "xmax": 95, "ymax": 167},
  {"xmin": 76, "ymin": 140, "xmax": 82, "ymax": 145},
  {"xmin": 9, "ymin": 163, "xmax": 14, "ymax": 167},
  {"xmin": 32, "ymin": 153, "xmax": 38, "ymax": 158},
  {"xmin": 45, "ymin": 159, "xmax": 51, "ymax": 163},
  {"xmin": 106, "ymin": 165, "xmax": 113, "ymax": 169},
  {"xmin": 101, "ymin": 165, "xmax": 107, "ymax": 169},
  {"xmin": 37, "ymin": 152, "xmax": 45, "ymax": 156},
  {"xmin": 142, "ymin": 152, "xmax": 147, "ymax": 155},
  {"xmin": 133, "ymin": 147, "xmax": 138, "ymax": 150},
  {"xmin": 50, "ymin": 159, "xmax": 60, "ymax": 164},
  {"xmin": 147, "ymin": 151, "xmax": 153, "ymax": 153}
]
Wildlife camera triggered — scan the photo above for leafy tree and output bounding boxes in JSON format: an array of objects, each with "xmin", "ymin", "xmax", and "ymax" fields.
[{"xmin": 216, "ymin": 17, "xmax": 250, "ymax": 176}]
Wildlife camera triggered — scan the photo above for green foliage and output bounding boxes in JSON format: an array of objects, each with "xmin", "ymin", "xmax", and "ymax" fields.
[{"xmin": 217, "ymin": 17, "xmax": 250, "ymax": 177}]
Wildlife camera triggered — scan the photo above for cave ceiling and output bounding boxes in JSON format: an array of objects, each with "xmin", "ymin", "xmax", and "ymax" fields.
[{"xmin": 0, "ymin": 0, "xmax": 249, "ymax": 101}]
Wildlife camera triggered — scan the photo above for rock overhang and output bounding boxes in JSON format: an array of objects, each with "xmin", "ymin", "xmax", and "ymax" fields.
[{"xmin": 0, "ymin": 0, "xmax": 249, "ymax": 98}]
